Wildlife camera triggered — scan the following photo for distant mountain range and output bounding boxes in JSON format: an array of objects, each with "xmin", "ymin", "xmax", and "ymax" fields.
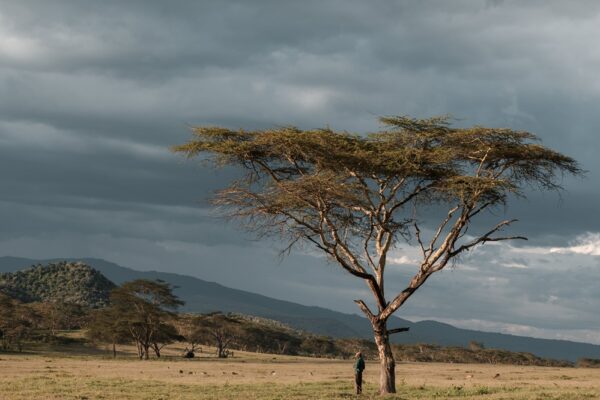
[{"xmin": 1, "ymin": 255, "xmax": 599, "ymax": 362}]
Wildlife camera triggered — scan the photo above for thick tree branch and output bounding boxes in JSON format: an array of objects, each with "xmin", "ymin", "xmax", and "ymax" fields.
[{"xmin": 354, "ymin": 299, "xmax": 377, "ymax": 324}]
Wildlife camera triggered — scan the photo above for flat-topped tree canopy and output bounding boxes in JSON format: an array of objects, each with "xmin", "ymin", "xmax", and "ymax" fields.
[
  {"xmin": 174, "ymin": 116, "xmax": 579, "ymax": 275},
  {"xmin": 174, "ymin": 115, "xmax": 581, "ymax": 395}
]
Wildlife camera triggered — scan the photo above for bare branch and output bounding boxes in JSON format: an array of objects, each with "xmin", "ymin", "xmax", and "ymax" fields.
[
  {"xmin": 414, "ymin": 222, "xmax": 427, "ymax": 259},
  {"xmin": 475, "ymin": 147, "xmax": 492, "ymax": 176},
  {"xmin": 346, "ymin": 168, "xmax": 377, "ymax": 212},
  {"xmin": 363, "ymin": 215, "xmax": 377, "ymax": 273},
  {"xmin": 387, "ymin": 327, "xmax": 410, "ymax": 335},
  {"xmin": 387, "ymin": 182, "xmax": 433, "ymax": 216},
  {"xmin": 449, "ymin": 219, "xmax": 526, "ymax": 257},
  {"xmin": 468, "ymin": 200, "xmax": 494, "ymax": 219},
  {"xmin": 425, "ymin": 205, "xmax": 460, "ymax": 264}
]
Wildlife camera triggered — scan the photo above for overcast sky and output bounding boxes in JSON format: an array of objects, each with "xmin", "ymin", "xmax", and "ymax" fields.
[{"xmin": 1, "ymin": 0, "xmax": 599, "ymax": 344}]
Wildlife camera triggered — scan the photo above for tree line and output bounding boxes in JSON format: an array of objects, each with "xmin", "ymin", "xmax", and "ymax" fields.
[
  {"xmin": 0, "ymin": 278, "xmax": 591, "ymax": 367},
  {"xmin": 0, "ymin": 292, "xmax": 88, "ymax": 351},
  {"xmin": 84, "ymin": 279, "xmax": 370, "ymax": 360},
  {"xmin": 0, "ymin": 277, "xmax": 370, "ymax": 359}
]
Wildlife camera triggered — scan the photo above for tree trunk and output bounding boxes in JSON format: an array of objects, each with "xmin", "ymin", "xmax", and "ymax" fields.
[
  {"xmin": 216, "ymin": 339, "xmax": 226, "ymax": 358},
  {"xmin": 112, "ymin": 342, "xmax": 116, "ymax": 358},
  {"xmin": 373, "ymin": 321, "xmax": 396, "ymax": 394},
  {"xmin": 153, "ymin": 343, "xmax": 161, "ymax": 358}
]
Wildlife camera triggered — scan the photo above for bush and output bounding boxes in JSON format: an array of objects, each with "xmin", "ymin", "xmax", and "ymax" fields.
[{"xmin": 577, "ymin": 358, "xmax": 600, "ymax": 368}]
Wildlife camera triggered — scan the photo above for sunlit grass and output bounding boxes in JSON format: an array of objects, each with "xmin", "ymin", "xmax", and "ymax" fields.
[
  {"xmin": 1, "ymin": 348, "xmax": 599, "ymax": 400},
  {"xmin": 2, "ymin": 375, "xmax": 600, "ymax": 400}
]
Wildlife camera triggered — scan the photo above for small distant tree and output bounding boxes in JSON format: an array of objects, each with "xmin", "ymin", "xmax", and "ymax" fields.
[
  {"xmin": 35, "ymin": 301, "xmax": 89, "ymax": 336},
  {"xmin": 468, "ymin": 341, "xmax": 485, "ymax": 351},
  {"xmin": 177, "ymin": 314, "xmax": 204, "ymax": 356},
  {"xmin": 10, "ymin": 303, "xmax": 40, "ymax": 352},
  {"xmin": 300, "ymin": 336, "xmax": 335, "ymax": 357},
  {"xmin": 150, "ymin": 322, "xmax": 182, "ymax": 358},
  {"xmin": 237, "ymin": 323, "xmax": 301, "ymax": 355},
  {"xmin": 86, "ymin": 307, "xmax": 131, "ymax": 358},
  {"xmin": 175, "ymin": 115, "xmax": 581, "ymax": 394},
  {"xmin": 0, "ymin": 294, "xmax": 40, "ymax": 352},
  {"xmin": 0, "ymin": 293, "xmax": 16, "ymax": 350},
  {"xmin": 109, "ymin": 279, "xmax": 184, "ymax": 359},
  {"xmin": 194, "ymin": 313, "xmax": 240, "ymax": 358}
]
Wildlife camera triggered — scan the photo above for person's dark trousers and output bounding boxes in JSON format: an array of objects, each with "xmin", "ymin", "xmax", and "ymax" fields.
[{"xmin": 354, "ymin": 371, "xmax": 362, "ymax": 394}]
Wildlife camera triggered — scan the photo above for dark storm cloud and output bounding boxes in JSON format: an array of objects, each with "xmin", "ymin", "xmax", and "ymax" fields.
[{"xmin": 1, "ymin": 1, "xmax": 600, "ymax": 343}]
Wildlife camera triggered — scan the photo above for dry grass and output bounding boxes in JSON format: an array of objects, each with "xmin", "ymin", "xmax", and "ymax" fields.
[{"xmin": 1, "ymin": 343, "xmax": 599, "ymax": 399}]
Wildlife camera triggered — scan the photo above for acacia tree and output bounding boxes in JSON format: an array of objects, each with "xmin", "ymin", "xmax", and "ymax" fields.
[
  {"xmin": 193, "ymin": 312, "xmax": 241, "ymax": 358},
  {"xmin": 0, "ymin": 293, "xmax": 17, "ymax": 350},
  {"xmin": 0, "ymin": 294, "xmax": 40, "ymax": 352},
  {"xmin": 110, "ymin": 279, "xmax": 183, "ymax": 359},
  {"xmin": 174, "ymin": 116, "xmax": 581, "ymax": 394},
  {"xmin": 86, "ymin": 306, "xmax": 131, "ymax": 358},
  {"xmin": 35, "ymin": 301, "xmax": 89, "ymax": 336}
]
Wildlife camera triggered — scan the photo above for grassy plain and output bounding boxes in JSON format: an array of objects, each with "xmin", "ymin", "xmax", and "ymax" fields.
[{"xmin": 1, "ymin": 342, "xmax": 599, "ymax": 399}]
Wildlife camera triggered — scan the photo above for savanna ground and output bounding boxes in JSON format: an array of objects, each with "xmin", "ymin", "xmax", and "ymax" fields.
[{"xmin": 1, "ymin": 338, "xmax": 599, "ymax": 400}]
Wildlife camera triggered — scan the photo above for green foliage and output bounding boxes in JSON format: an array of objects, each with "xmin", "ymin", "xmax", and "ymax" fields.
[
  {"xmin": 394, "ymin": 343, "xmax": 573, "ymax": 367},
  {"xmin": 177, "ymin": 312, "xmax": 347, "ymax": 358},
  {"xmin": 0, "ymin": 262, "xmax": 116, "ymax": 308},
  {"xmin": 576, "ymin": 358, "xmax": 600, "ymax": 368},
  {"xmin": 468, "ymin": 341, "xmax": 485, "ymax": 351},
  {"xmin": 31, "ymin": 301, "xmax": 90, "ymax": 337},
  {"xmin": 174, "ymin": 116, "xmax": 580, "ymax": 215},
  {"xmin": 114, "ymin": 279, "xmax": 184, "ymax": 310},
  {"xmin": 100, "ymin": 279, "xmax": 184, "ymax": 359},
  {"xmin": 173, "ymin": 313, "xmax": 570, "ymax": 367},
  {"xmin": 174, "ymin": 116, "xmax": 582, "ymax": 320},
  {"xmin": 0, "ymin": 293, "xmax": 41, "ymax": 351},
  {"xmin": 180, "ymin": 312, "xmax": 242, "ymax": 358},
  {"xmin": 86, "ymin": 306, "xmax": 132, "ymax": 356}
]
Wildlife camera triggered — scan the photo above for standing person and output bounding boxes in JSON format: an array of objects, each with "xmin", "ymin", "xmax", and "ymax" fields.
[{"xmin": 354, "ymin": 351, "xmax": 365, "ymax": 394}]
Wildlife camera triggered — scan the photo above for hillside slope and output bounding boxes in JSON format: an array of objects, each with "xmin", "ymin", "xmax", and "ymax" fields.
[
  {"xmin": 1, "ymin": 256, "xmax": 599, "ymax": 362},
  {"xmin": 0, "ymin": 261, "xmax": 115, "ymax": 307}
]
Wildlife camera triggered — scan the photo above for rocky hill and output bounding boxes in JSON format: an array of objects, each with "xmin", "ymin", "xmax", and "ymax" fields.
[{"xmin": 0, "ymin": 261, "xmax": 115, "ymax": 307}]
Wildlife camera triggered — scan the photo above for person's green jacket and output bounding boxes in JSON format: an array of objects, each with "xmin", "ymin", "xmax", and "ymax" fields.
[{"xmin": 354, "ymin": 356, "xmax": 365, "ymax": 372}]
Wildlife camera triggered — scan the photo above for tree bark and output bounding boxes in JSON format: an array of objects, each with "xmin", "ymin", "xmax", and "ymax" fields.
[
  {"xmin": 217, "ymin": 344, "xmax": 226, "ymax": 358},
  {"xmin": 152, "ymin": 343, "xmax": 162, "ymax": 358},
  {"xmin": 135, "ymin": 341, "xmax": 143, "ymax": 359},
  {"xmin": 373, "ymin": 321, "xmax": 396, "ymax": 394}
]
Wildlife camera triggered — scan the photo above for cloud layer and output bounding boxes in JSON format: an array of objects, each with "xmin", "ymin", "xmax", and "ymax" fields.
[{"xmin": 1, "ymin": 1, "xmax": 599, "ymax": 344}]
